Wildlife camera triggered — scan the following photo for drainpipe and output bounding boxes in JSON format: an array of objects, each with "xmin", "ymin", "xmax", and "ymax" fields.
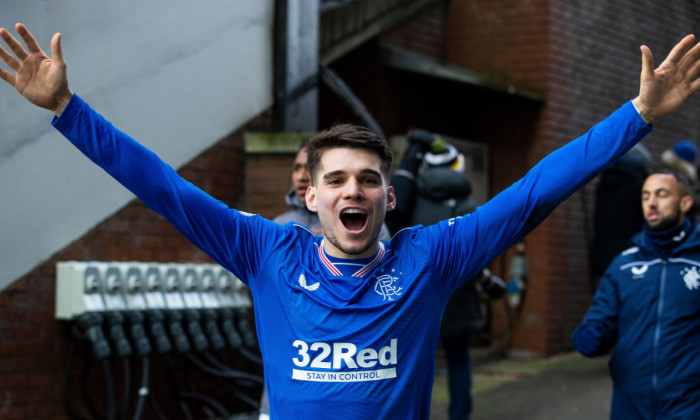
[{"xmin": 273, "ymin": 0, "xmax": 319, "ymax": 132}]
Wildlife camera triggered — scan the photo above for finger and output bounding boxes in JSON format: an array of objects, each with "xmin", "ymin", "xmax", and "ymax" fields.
[
  {"xmin": 0, "ymin": 26, "xmax": 28, "ymax": 61},
  {"xmin": 679, "ymin": 39, "xmax": 700, "ymax": 72},
  {"xmin": 640, "ymin": 45, "xmax": 654, "ymax": 81},
  {"xmin": 15, "ymin": 23, "xmax": 43, "ymax": 55},
  {"xmin": 51, "ymin": 32, "xmax": 64, "ymax": 66},
  {"xmin": 0, "ymin": 67, "xmax": 16, "ymax": 87},
  {"xmin": 688, "ymin": 77, "xmax": 700, "ymax": 95},
  {"xmin": 685, "ymin": 57, "xmax": 700, "ymax": 82},
  {"xmin": 0, "ymin": 43, "xmax": 20, "ymax": 72},
  {"xmin": 665, "ymin": 34, "xmax": 696, "ymax": 64}
]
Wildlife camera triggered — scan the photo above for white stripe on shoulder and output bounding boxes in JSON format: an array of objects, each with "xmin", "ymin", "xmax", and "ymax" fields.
[
  {"xmin": 620, "ymin": 258, "xmax": 663, "ymax": 271},
  {"xmin": 668, "ymin": 258, "xmax": 700, "ymax": 267},
  {"xmin": 292, "ymin": 223, "xmax": 314, "ymax": 235},
  {"xmin": 621, "ymin": 246, "xmax": 639, "ymax": 256}
]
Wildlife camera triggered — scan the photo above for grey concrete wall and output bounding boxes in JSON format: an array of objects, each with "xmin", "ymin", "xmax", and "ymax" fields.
[{"xmin": 0, "ymin": 1, "xmax": 274, "ymax": 290}]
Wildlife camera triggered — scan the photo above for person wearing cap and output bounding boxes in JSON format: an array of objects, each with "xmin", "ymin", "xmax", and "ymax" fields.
[
  {"xmin": 661, "ymin": 140, "xmax": 700, "ymax": 214},
  {"xmin": 389, "ymin": 130, "xmax": 505, "ymax": 420}
]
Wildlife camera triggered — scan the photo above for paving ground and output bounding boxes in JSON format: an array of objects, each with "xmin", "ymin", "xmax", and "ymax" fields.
[{"xmin": 430, "ymin": 350, "xmax": 612, "ymax": 420}]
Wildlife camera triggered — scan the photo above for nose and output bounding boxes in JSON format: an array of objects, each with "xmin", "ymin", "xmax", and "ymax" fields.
[
  {"xmin": 294, "ymin": 168, "xmax": 310, "ymax": 183},
  {"xmin": 343, "ymin": 178, "xmax": 364, "ymax": 199}
]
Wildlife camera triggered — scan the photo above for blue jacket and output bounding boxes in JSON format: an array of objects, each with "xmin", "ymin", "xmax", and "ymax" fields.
[{"xmin": 572, "ymin": 224, "xmax": 700, "ymax": 419}]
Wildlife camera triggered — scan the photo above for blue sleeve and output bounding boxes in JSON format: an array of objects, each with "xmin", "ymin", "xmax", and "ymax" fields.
[
  {"xmin": 51, "ymin": 94, "xmax": 277, "ymax": 284},
  {"xmin": 419, "ymin": 101, "xmax": 652, "ymax": 291},
  {"xmin": 572, "ymin": 268, "xmax": 620, "ymax": 356}
]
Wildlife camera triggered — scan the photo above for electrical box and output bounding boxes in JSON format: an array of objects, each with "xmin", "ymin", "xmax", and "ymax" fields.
[{"xmin": 56, "ymin": 261, "xmax": 250, "ymax": 320}]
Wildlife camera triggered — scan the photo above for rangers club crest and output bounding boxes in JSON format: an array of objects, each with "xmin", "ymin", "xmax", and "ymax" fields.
[
  {"xmin": 681, "ymin": 266, "xmax": 700, "ymax": 291},
  {"xmin": 374, "ymin": 269, "xmax": 403, "ymax": 301}
]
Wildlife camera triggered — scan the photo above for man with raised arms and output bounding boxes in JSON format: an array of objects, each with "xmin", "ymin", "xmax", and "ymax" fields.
[{"xmin": 2, "ymin": 23, "xmax": 700, "ymax": 419}]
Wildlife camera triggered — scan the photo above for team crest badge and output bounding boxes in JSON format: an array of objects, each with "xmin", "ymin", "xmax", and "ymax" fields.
[
  {"xmin": 374, "ymin": 268, "xmax": 403, "ymax": 301},
  {"xmin": 681, "ymin": 266, "xmax": 700, "ymax": 291}
]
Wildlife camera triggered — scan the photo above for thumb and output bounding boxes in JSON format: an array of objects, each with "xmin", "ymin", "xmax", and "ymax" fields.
[{"xmin": 51, "ymin": 33, "xmax": 65, "ymax": 66}]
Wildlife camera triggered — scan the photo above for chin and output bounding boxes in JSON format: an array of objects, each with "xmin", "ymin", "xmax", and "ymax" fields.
[{"xmin": 341, "ymin": 243, "xmax": 372, "ymax": 256}]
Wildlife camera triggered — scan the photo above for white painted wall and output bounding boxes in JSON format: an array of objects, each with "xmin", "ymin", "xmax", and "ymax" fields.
[{"xmin": 0, "ymin": 1, "xmax": 274, "ymax": 290}]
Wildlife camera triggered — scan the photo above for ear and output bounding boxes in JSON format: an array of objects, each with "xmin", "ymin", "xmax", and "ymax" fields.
[
  {"xmin": 680, "ymin": 194, "xmax": 693, "ymax": 215},
  {"xmin": 306, "ymin": 186, "xmax": 318, "ymax": 212},
  {"xmin": 386, "ymin": 185, "xmax": 396, "ymax": 212}
]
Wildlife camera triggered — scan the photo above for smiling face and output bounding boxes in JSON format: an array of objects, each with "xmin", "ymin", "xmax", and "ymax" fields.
[
  {"xmin": 641, "ymin": 173, "xmax": 693, "ymax": 231},
  {"xmin": 306, "ymin": 147, "xmax": 396, "ymax": 259},
  {"xmin": 292, "ymin": 147, "xmax": 311, "ymax": 204}
]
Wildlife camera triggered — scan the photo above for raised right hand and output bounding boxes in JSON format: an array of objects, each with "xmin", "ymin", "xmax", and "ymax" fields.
[{"xmin": 0, "ymin": 23, "xmax": 72, "ymax": 115}]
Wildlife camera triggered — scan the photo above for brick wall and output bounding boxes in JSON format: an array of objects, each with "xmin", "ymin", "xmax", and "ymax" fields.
[
  {"xmin": 447, "ymin": 0, "xmax": 700, "ymax": 355},
  {"xmin": 0, "ymin": 113, "xmax": 268, "ymax": 419},
  {"xmin": 246, "ymin": 153, "xmax": 297, "ymax": 219},
  {"xmin": 381, "ymin": 2, "xmax": 450, "ymax": 61}
]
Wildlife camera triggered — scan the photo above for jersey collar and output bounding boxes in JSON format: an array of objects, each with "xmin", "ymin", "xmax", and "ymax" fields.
[{"xmin": 317, "ymin": 239, "xmax": 386, "ymax": 277}]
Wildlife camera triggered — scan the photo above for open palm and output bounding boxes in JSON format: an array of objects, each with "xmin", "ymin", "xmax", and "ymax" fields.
[
  {"xmin": 634, "ymin": 34, "xmax": 700, "ymax": 123},
  {"xmin": 0, "ymin": 23, "xmax": 71, "ymax": 114}
]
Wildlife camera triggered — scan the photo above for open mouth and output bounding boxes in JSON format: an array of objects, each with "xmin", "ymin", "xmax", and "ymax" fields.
[{"xmin": 340, "ymin": 208, "xmax": 368, "ymax": 232}]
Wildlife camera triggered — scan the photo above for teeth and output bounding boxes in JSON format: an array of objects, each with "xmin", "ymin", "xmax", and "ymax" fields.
[{"xmin": 342, "ymin": 209, "xmax": 366, "ymax": 215}]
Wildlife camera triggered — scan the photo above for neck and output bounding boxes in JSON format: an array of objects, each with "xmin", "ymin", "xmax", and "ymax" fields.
[
  {"xmin": 643, "ymin": 218, "xmax": 691, "ymax": 255},
  {"xmin": 322, "ymin": 238, "xmax": 379, "ymax": 259}
]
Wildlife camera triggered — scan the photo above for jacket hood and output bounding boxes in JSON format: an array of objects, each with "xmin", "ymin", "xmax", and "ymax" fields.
[
  {"xmin": 284, "ymin": 187, "xmax": 308, "ymax": 211},
  {"xmin": 416, "ymin": 167, "xmax": 471, "ymax": 201}
]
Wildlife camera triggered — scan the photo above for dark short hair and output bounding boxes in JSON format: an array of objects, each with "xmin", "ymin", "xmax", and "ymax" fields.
[
  {"xmin": 647, "ymin": 168, "xmax": 692, "ymax": 197},
  {"xmin": 306, "ymin": 123, "xmax": 393, "ymax": 184},
  {"xmin": 298, "ymin": 137, "xmax": 311, "ymax": 153}
]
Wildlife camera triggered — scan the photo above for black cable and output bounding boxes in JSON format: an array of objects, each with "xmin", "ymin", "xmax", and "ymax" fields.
[
  {"xmin": 186, "ymin": 353, "xmax": 264, "ymax": 385},
  {"xmin": 201, "ymin": 309, "xmax": 226, "ymax": 352},
  {"xmin": 80, "ymin": 349, "xmax": 105, "ymax": 420},
  {"xmin": 131, "ymin": 356, "xmax": 149, "ymax": 420},
  {"xmin": 239, "ymin": 347, "xmax": 264, "ymax": 366},
  {"xmin": 75, "ymin": 312, "xmax": 112, "ymax": 420},
  {"xmin": 124, "ymin": 311, "xmax": 152, "ymax": 420},
  {"xmin": 178, "ymin": 391, "xmax": 231, "ymax": 420},
  {"xmin": 120, "ymin": 358, "xmax": 131, "ymax": 420},
  {"xmin": 202, "ymin": 352, "xmax": 263, "ymax": 410},
  {"xmin": 101, "ymin": 358, "xmax": 117, "ymax": 420},
  {"xmin": 203, "ymin": 352, "xmax": 261, "ymax": 388},
  {"xmin": 183, "ymin": 310, "xmax": 209, "ymax": 353},
  {"xmin": 163, "ymin": 354, "xmax": 194, "ymax": 420},
  {"xmin": 62, "ymin": 325, "xmax": 91, "ymax": 420},
  {"xmin": 181, "ymin": 355, "xmax": 217, "ymax": 420},
  {"xmin": 211, "ymin": 376, "xmax": 261, "ymax": 411},
  {"xmin": 147, "ymin": 383, "xmax": 169, "ymax": 420},
  {"xmin": 168, "ymin": 352, "xmax": 231, "ymax": 420}
]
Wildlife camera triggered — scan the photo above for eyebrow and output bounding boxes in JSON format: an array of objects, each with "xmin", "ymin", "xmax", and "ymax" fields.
[
  {"xmin": 642, "ymin": 187, "xmax": 672, "ymax": 195},
  {"xmin": 322, "ymin": 168, "xmax": 382, "ymax": 180}
]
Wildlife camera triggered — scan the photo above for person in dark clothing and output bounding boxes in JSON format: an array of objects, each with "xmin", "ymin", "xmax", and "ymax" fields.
[
  {"xmin": 589, "ymin": 144, "xmax": 651, "ymax": 279},
  {"xmin": 573, "ymin": 171, "xmax": 700, "ymax": 419},
  {"xmin": 390, "ymin": 130, "xmax": 505, "ymax": 420}
]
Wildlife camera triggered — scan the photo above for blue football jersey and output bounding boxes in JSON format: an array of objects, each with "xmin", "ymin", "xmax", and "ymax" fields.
[{"xmin": 53, "ymin": 94, "xmax": 652, "ymax": 419}]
